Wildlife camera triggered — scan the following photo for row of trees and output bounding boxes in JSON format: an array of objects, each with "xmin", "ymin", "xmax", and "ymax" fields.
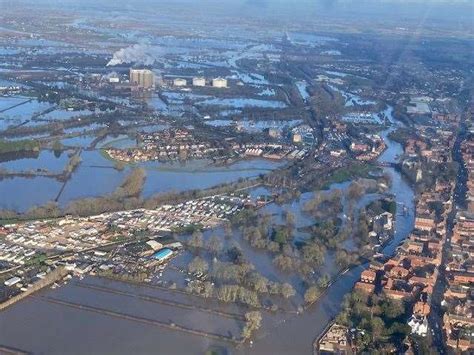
[
  {"xmin": 241, "ymin": 311, "xmax": 262, "ymax": 341},
  {"xmin": 0, "ymin": 139, "xmax": 40, "ymax": 155},
  {"xmin": 184, "ymin": 252, "xmax": 297, "ymax": 306},
  {"xmin": 64, "ymin": 168, "xmax": 146, "ymax": 216},
  {"xmin": 186, "ymin": 231, "xmax": 224, "ymax": 256},
  {"xmin": 0, "ymin": 166, "xmax": 149, "ymax": 221},
  {"xmin": 63, "ymin": 152, "xmax": 82, "ymax": 176},
  {"xmin": 113, "ymin": 167, "xmax": 146, "ymax": 199}
]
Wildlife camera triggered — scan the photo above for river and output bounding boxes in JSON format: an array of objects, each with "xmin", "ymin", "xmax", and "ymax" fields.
[{"xmin": 0, "ymin": 107, "xmax": 415, "ymax": 354}]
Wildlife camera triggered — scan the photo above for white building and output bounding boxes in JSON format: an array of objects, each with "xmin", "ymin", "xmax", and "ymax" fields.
[
  {"xmin": 130, "ymin": 69, "xmax": 155, "ymax": 89},
  {"xmin": 212, "ymin": 77, "xmax": 227, "ymax": 88},
  {"xmin": 173, "ymin": 78, "xmax": 187, "ymax": 87},
  {"xmin": 408, "ymin": 316, "xmax": 428, "ymax": 337},
  {"xmin": 192, "ymin": 77, "xmax": 206, "ymax": 87}
]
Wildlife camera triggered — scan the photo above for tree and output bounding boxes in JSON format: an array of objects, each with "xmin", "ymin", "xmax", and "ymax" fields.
[
  {"xmin": 241, "ymin": 311, "xmax": 262, "ymax": 340},
  {"xmin": 201, "ymin": 281, "xmax": 214, "ymax": 298},
  {"xmin": 273, "ymin": 255, "xmax": 294, "ymax": 271},
  {"xmin": 347, "ymin": 181, "xmax": 364, "ymax": 200},
  {"xmin": 245, "ymin": 272, "xmax": 269, "ymax": 293},
  {"xmin": 381, "ymin": 297, "xmax": 405, "ymax": 319},
  {"xmin": 317, "ymin": 274, "xmax": 330, "ymax": 288},
  {"xmin": 266, "ymin": 241, "xmax": 280, "ymax": 252},
  {"xmin": 387, "ymin": 322, "xmax": 410, "ymax": 337},
  {"xmin": 26, "ymin": 201, "xmax": 61, "ymax": 219},
  {"xmin": 282, "ymin": 244, "xmax": 295, "ymax": 257},
  {"xmin": 302, "ymin": 242, "xmax": 325, "ymax": 265},
  {"xmin": 188, "ymin": 256, "xmax": 209, "ymax": 274},
  {"xmin": 370, "ymin": 317, "xmax": 385, "ymax": 341},
  {"xmin": 304, "ymin": 285, "xmax": 321, "ymax": 304},
  {"xmin": 280, "ymin": 283, "xmax": 296, "ymax": 299},
  {"xmin": 335, "ymin": 249, "xmax": 351, "ymax": 269},
  {"xmin": 188, "ymin": 230, "xmax": 204, "ymax": 249},
  {"xmin": 112, "ymin": 167, "xmax": 146, "ymax": 199},
  {"xmin": 64, "ymin": 154, "xmax": 82, "ymax": 174},
  {"xmin": 354, "ymin": 213, "xmax": 370, "ymax": 244},
  {"xmin": 227, "ymin": 243, "xmax": 244, "ymax": 263},
  {"xmin": 206, "ymin": 235, "xmax": 223, "ymax": 256},
  {"xmin": 259, "ymin": 213, "xmax": 272, "ymax": 235},
  {"xmin": 246, "ymin": 227, "xmax": 267, "ymax": 249},
  {"xmin": 212, "ymin": 261, "xmax": 253, "ymax": 283},
  {"xmin": 52, "ymin": 139, "xmax": 63, "ymax": 155},
  {"xmin": 231, "ymin": 208, "xmax": 257, "ymax": 226},
  {"xmin": 267, "ymin": 281, "xmax": 281, "ymax": 295},
  {"xmin": 273, "ymin": 229, "xmax": 288, "ymax": 245},
  {"xmin": 216, "ymin": 285, "xmax": 260, "ymax": 307}
]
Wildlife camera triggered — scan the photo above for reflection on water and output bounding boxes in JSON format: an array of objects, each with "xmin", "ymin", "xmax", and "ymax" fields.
[
  {"xmin": 198, "ymin": 98, "xmax": 287, "ymax": 109},
  {"xmin": 0, "ymin": 151, "xmax": 284, "ymax": 212},
  {"xmin": 1, "ymin": 150, "xmax": 70, "ymax": 173}
]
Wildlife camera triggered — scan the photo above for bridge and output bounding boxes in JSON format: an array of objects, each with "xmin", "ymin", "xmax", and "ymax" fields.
[{"xmin": 376, "ymin": 161, "xmax": 398, "ymax": 168}]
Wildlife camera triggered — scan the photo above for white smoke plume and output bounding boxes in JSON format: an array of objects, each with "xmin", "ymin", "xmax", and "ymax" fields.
[{"xmin": 107, "ymin": 44, "xmax": 156, "ymax": 66}]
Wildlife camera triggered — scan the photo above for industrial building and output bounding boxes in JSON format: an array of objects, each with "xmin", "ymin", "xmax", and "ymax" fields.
[
  {"xmin": 292, "ymin": 133, "xmax": 302, "ymax": 143},
  {"xmin": 146, "ymin": 240, "xmax": 164, "ymax": 251},
  {"xmin": 192, "ymin": 77, "xmax": 206, "ymax": 87},
  {"xmin": 212, "ymin": 77, "xmax": 227, "ymax": 88},
  {"xmin": 129, "ymin": 69, "xmax": 155, "ymax": 89},
  {"xmin": 152, "ymin": 248, "xmax": 173, "ymax": 262},
  {"xmin": 173, "ymin": 78, "xmax": 187, "ymax": 87}
]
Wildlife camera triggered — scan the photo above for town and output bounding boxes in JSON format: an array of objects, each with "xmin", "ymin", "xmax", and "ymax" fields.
[
  {"xmin": 0, "ymin": 1, "xmax": 472, "ymax": 354},
  {"xmin": 317, "ymin": 100, "xmax": 473, "ymax": 354}
]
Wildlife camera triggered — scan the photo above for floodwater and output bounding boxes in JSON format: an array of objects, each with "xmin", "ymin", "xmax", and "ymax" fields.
[
  {"xmin": 295, "ymin": 81, "xmax": 310, "ymax": 101},
  {"xmin": 0, "ymin": 106, "xmax": 416, "ymax": 354},
  {"xmin": 1, "ymin": 150, "xmax": 71, "ymax": 173},
  {"xmin": 198, "ymin": 98, "xmax": 287, "ymax": 109},
  {"xmin": 328, "ymin": 84, "xmax": 376, "ymax": 107},
  {"xmin": 39, "ymin": 108, "xmax": 95, "ymax": 121},
  {"xmin": 0, "ymin": 151, "xmax": 284, "ymax": 211},
  {"xmin": 0, "ymin": 96, "xmax": 52, "ymax": 130},
  {"xmin": 0, "ymin": 176, "xmax": 61, "ymax": 211}
]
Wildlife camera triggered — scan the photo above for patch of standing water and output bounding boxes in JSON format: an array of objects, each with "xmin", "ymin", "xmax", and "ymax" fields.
[
  {"xmin": 296, "ymin": 81, "xmax": 310, "ymax": 100},
  {"xmin": 1, "ymin": 150, "xmax": 72, "ymax": 173},
  {"xmin": 197, "ymin": 98, "xmax": 287, "ymax": 109}
]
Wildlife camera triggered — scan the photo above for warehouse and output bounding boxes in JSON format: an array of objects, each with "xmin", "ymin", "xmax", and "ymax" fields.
[{"xmin": 152, "ymin": 248, "xmax": 173, "ymax": 262}]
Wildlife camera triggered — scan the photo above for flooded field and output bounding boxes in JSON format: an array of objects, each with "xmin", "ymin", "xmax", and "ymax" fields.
[
  {"xmin": 0, "ymin": 0, "xmax": 458, "ymax": 350},
  {"xmin": 0, "ymin": 96, "xmax": 52, "ymax": 129},
  {"xmin": 197, "ymin": 98, "xmax": 287, "ymax": 109},
  {"xmin": 0, "ymin": 106, "xmax": 416, "ymax": 355},
  {"xmin": 0, "ymin": 151, "xmax": 284, "ymax": 211},
  {"xmin": 1, "ymin": 149, "xmax": 70, "ymax": 173}
]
